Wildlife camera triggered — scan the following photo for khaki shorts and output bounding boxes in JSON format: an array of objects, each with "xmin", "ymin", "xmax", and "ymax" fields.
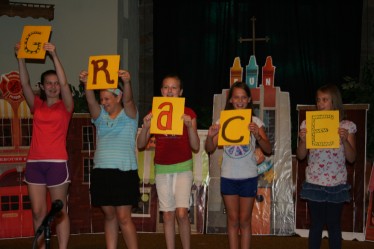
[{"xmin": 155, "ymin": 171, "xmax": 193, "ymax": 212}]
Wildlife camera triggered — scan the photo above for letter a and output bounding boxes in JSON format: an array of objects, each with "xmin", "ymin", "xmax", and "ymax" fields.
[{"xmin": 157, "ymin": 102, "xmax": 173, "ymax": 130}]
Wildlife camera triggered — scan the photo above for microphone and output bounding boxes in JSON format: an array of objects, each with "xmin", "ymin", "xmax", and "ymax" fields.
[{"xmin": 35, "ymin": 199, "xmax": 64, "ymax": 238}]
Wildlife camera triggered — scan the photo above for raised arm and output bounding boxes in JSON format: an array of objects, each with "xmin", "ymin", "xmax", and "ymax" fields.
[
  {"xmin": 15, "ymin": 43, "xmax": 35, "ymax": 109},
  {"xmin": 44, "ymin": 43, "xmax": 73, "ymax": 113},
  {"xmin": 137, "ymin": 113, "xmax": 152, "ymax": 150},
  {"xmin": 79, "ymin": 70, "xmax": 101, "ymax": 119},
  {"xmin": 119, "ymin": 70, "xmax": 137, "ymax": 119}
]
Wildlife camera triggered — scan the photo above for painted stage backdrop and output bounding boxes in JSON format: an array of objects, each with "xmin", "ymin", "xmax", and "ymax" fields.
[{"xmin": 0, "ymin": 56, "xmax": 370, "ymax": 240}]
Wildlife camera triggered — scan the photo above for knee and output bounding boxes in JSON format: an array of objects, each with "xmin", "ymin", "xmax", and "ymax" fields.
[
  {"xmin": 117, "ymin": 214, "xmax": 132, "ymax": 226},
  {"xmin": 227, "ymin": 216, "xmax": 240, "ymax": 229},
  {"xmin": 103, "ymin": 210, "xmax": 116, "ymax": 221},
  {"xmin": 326, "ymin": 221, "xmax": 341, "ymax": 232},
  {"xmin": 229, "ymin": 221, "xmax": 240, "ymax": 229},
  {"xmin": 32, "ymin": 208, "xmax": 47, "ymax": 221},
  {"xmin": 175, "ymin": 209, "xmax": 189, "ymax": 222},
  {"xmin": 162, "ymin": 211, "xmax": 175, "ymax": 223},
  {"xmin": 32, "ymin": 212, "xmax": 45, "ymax": 222},
  {"xmin": 239, "ymin": 218, "xmax": 251, "ymax": 229},
  {"xmin": 111, "ymin": 207, "xmax": 134, "ymax": 226},
  {"xmin": 227, "ymin": 213, "xmax": 239, "ymax": 223}
]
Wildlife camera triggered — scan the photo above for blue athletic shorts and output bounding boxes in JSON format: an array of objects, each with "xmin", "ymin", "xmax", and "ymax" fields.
[{"xmin": 221, "ymin": 176, "xmax": 258, "ymax": 197}]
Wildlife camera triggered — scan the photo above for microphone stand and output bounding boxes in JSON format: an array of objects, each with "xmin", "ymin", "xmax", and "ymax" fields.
[
  {"xmin": 32, "ymin": 199, "xmax": 63, "ymax": 249},
  {"xmin": 32, "ymin": 220, "xmax": 52, "ymax": 249},
  {"xmin": 44, "ymin": 223, "xmax": 51, "ymax": 249}
]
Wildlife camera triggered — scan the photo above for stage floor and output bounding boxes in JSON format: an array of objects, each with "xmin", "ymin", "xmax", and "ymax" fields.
[{"xmin": 0, "ymin": 233, "xmax": 373, "ymax": 249}]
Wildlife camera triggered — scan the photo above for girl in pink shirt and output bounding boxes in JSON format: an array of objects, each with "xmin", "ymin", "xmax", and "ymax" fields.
[{"xmin": 296, "ymin": 84, "xmax": 356, "ymax": 249}]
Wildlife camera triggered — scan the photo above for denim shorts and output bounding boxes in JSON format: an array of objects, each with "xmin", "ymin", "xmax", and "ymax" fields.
[
  {"xmin": 24, "ymin": 161, "xmax": 70, "ymax": 187},
  {"xmin": 221, "ymin": 176, "xmax": 258, "ymax": 197},
  {"xmin": 300, "ymin": 181, "xmax": 351, "ymax": 203},
  {"xmin": 155, "ymin": 171, "xmax": 193, "ymax": 212}
]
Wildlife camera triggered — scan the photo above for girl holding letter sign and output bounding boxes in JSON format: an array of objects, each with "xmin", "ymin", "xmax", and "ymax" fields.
[
  {"xmin": 205, "ymin": 81, "xmax": 271, "ymax": 249},
  {"xmin": 15, "ymin": 42, "xmax": 73, "ymax": 249},
  {"xmin": 296, "ymin": 84, "xmax": 356, "ymax": 249},
  {"xmin": 137, "ymin": 74, "xmax": 200, "ymax": 249},
  {"xmin": 79, "ymin": 69, "xmax": 139, "ymax": 249}
]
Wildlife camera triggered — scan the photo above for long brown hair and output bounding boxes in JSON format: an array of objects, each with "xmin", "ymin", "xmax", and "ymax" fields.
[{"xmin": 224, "ymin": 81, "xmax": 253, "ymax": 110}]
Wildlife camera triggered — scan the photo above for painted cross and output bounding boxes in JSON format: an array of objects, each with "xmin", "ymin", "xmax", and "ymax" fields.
[{"xmin": 238, "ymin": 16, "xmax": 270, "ymax": 56}]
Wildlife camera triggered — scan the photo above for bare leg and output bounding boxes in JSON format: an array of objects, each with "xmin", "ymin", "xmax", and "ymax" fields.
[
  {"xmin": 175, "ymin": 207, "xmax": 190, "ymax": 249},
  {"xmin": 223, "ymin": 195, "xmax": 240, "ymax": 249},
  {"xmin": 239, "ymin": 197, "xmax": 255, "ymax": 249},
  {"xmin": 116, "ymin": 205, "xmax": 138, "ymax": 249},
  {"xmin": 163, "ymin": 211, "xmax": 176, "ymax": 249},
  {"xmin": 49, "ymin": 183, "xmax": 70, "ymax": 249},
  {"xmin": 101, "ymin": 206, "xmax": 119, "ymax": 249},
  {"xmin": 28, "ymin": 184, "xmax": 48, "ymax": 249}
]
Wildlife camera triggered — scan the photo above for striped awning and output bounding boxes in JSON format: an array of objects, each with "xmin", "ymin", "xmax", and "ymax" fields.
[
  {"xmin": 0, "ymin": 99, "xmax": 13, "ymax": 119},
  {"xmin": 17, "ymin": 100, "xmax": 32, "ymax": 119}
]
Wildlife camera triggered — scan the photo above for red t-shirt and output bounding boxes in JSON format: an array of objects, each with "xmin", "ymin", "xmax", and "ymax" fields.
[
  {"xmin": 27, "ymin": 97, "xmax": 72, "ymax": 160},
  {"xmin": 154, "ymin": 107, "xmax": 197, "ymax": 165}
]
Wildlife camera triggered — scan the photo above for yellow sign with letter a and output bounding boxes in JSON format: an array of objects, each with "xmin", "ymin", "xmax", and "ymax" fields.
[{"xmin": 150, "ymin": 97, "xmax": 185, "ymax": 135}]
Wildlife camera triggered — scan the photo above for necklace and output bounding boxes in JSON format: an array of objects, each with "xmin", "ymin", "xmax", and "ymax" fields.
[{"xmin": 107, "ymin": 118, "xmax": 118, "ymax": 128}]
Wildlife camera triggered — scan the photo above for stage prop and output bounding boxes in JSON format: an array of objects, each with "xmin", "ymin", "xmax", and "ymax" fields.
[
  {"xmin": 366, "ymin": 164, "xmax": 374, "ymax": 241},
  {"xmin": 0, "ymin": 71, "xmax": 34, "ymax": 238},
  {"xmin": 205, "ymin": 55, "xmax": 294, "ymax": 235},
  {"xmin": 295, "ymin": 104, "xmax": 369, "ymax": 241}
]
